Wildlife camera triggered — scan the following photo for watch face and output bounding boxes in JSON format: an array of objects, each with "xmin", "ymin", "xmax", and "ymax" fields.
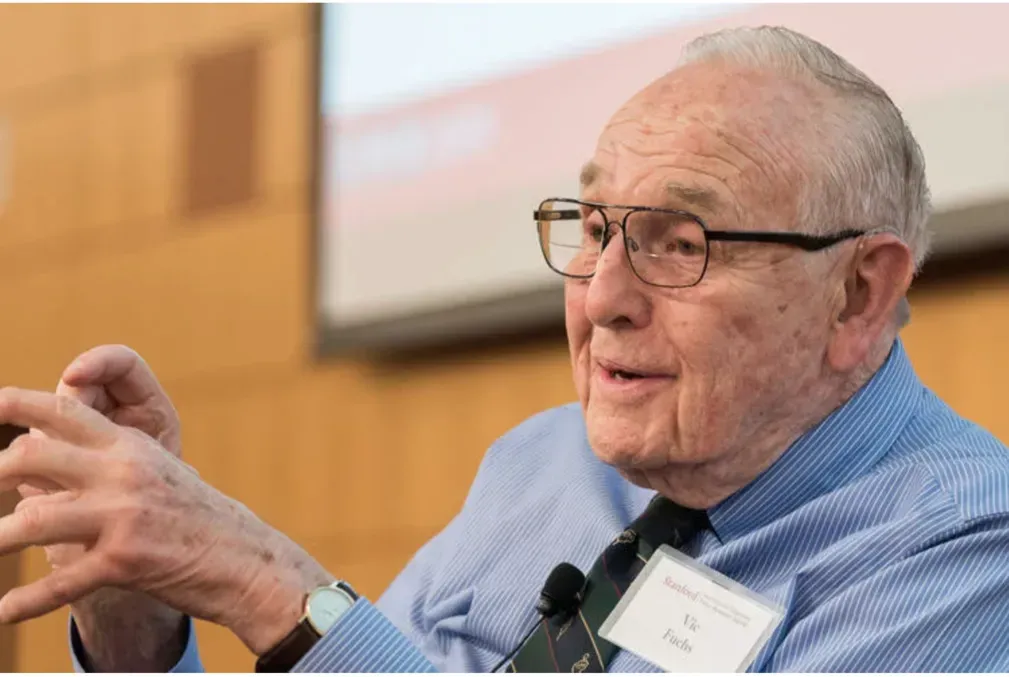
[{"xmin": 306, "ymin": 586, "xmax": 356, "ymax": 636}]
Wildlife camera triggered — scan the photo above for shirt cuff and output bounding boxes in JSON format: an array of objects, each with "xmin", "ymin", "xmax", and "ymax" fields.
[
  {"xmin": 69, "ymin": 613, "xmax": 204, "ymax": 673},
  {"xmin": 293, "ymin": 599, "xmax": 437, "ymax": 673}
]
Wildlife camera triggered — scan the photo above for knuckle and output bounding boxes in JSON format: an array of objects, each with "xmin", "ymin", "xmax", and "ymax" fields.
[
  {"xmin": 113, "ymin": 345, "xmax": 146, "ymax": 373},
  {"xmin": 112, "ymin": 344, "xmax": 139, "ymax": 358},
  {"xmin": 7, "ymin": 435, "xmax": 39, "ymax": 465},
  {"xmin": 53, "ymin": 393, "xmax": 84, "ymax": 418},
  {"xmin": 110, "ymin": 454, "xmax": 154, "ymax": 491},
  {"xmin": 117, "ymin": 496, "xmax": 153, "ymax": 528},
  {"xmin": 45, "ymin": 570, "xmax": 80, "ymax": 605},
  {"xmin": 121, "ymin": 426, "xmax": 150, "ymax": 445},
  {"xmin": 101, "ymin": 537, "xmax": 138, "ymax": 580},
  {"xmin": 46, "ymin": 576, "xmax": 69, "ymax": 603},
  {"xmin": 148, "ymin": 407, "xmax": 169, "ymax": 433},
  {"xmin": 14, "ymin": 501, "xmax": 42, "ymax": 532}
]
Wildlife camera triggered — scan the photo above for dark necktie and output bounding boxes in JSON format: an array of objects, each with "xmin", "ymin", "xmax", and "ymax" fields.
[{"xmin": 507, "ymin": 496, "xmax": 709, "ymax": 673}]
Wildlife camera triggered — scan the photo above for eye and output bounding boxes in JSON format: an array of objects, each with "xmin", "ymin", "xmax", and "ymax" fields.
[
  {"xmin": 588, "ymin": 225, "xmax": 605, "ymax": 243},
  {"xmin": 667, "ymin": 239, "xmax": 703, "ymax": 256}
]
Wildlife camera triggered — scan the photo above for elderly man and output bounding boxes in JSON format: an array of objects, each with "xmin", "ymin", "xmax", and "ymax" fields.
[{"xmin": 1, "ymin": 25, "xmax": 1009, "ymax": 673}]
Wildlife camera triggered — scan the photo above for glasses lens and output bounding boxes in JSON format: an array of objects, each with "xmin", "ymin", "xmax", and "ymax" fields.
[
  {"xmin": 624, "ymin": 210, "xmax": 708, "ymax": 286},
  {"xmin": 537, "ymin": 199, "xmax": 603, "ymax": 278}
]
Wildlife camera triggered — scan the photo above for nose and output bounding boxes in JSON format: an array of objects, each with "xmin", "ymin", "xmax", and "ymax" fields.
[{"xmin": 584, "ymin": 222, "xmax": 651, "ymax": 330}]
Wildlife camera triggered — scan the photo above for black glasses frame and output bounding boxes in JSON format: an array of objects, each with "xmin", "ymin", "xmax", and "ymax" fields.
[{"xmin": 534, "ymin": 197, "xmax": 866, "ymax": 288}]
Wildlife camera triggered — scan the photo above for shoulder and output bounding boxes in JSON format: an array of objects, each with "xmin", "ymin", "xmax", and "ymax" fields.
[
  {"xmin": 880, "ymin": 389, "xmax": 1009, "ymax": 530},
  {"xmin": 450, "ymin": 403, "xmax": 652, "ymax": 564},
  {"xmin": 463, "ymin": 403, "xmax": 618, "ymax": 500},
  {"xmin": 488, "ymin": 402, "xmax": 588, "ymax": 453}
]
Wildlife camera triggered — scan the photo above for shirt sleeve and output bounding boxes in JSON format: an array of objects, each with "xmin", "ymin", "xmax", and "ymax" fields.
[
  {"xmin": 293, "ymin": 600, "xmax": 437, "ymax": 672},
  {"xmin": 69, "ymin": 614, "xmax": 205, "ymax": 673},
  {"xmin": 766, "ymin": 519, "xmax": 1009, "ymax": 672}
]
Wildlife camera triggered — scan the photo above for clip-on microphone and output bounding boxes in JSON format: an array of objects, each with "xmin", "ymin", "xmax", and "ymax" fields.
[{"xmin": 490, "ymin": 563, "xmax": 586, "ymax": 672}]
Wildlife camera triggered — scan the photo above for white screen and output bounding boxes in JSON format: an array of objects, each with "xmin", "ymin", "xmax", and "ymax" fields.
[{"xmin": 316, "ymin": 3, "xmax": 1009, "ymax": 350}]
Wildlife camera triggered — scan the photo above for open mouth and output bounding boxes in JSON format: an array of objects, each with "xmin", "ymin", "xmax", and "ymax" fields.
[{"xmin": 610, "ymin": 369, "xmax": 645, "ymax": 381}]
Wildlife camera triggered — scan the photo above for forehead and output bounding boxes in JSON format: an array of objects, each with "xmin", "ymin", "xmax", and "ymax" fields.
[
  {"xmin": 580, "ymin": 159, "xmax": 725, "ymax": 214},
  {"xmin": 581, "ymin": 62, "xmax": 817, "ymax": 224}
]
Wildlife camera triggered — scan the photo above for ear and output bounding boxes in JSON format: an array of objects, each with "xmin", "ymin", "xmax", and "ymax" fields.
[{"xmin": 827, "ymin": 234, "xmax": 914, "ymax": 372}]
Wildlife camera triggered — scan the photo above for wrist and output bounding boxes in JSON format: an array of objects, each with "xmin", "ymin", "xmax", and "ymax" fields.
[
  {"xmin": 229, "ymin": 558, "xmax": 336, "ymax": 656},
  {"xmin": 72, "ymin": 590, "xmax": 187, "ymax": 672}
]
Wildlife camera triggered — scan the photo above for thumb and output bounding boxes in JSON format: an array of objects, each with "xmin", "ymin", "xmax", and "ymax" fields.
[
  {"xmin": 62, "ymin": 345, "xmax": 163, "ymax": 408},
  {"xmin": 55, "ymin": 380, "xmax": 110, "ymax": 414},
  {"xmin": 17, "ymin": 482, "xmax": 58, "ymax": 499}
]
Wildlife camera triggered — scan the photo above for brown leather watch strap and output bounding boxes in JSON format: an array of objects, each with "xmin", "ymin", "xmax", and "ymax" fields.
[{"xmin": 255, "ymin": 618, "xmax": 320, "ymax": 673}]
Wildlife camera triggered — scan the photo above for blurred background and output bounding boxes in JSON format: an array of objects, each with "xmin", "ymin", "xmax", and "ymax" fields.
[{"xmin": 0, "ymin": 2, "xmax": 1008, "ymax": 672}]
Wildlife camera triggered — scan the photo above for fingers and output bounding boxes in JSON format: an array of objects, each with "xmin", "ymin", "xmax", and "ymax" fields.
[
  {"xmin": 55, "ymin": 382, "xmax": 109, "ymax": 413},
  {"xmin": 0, "ymin": 436, "xmax": 95, "ymax": 494},
  {"xmin": 61, "ymin": 345, "xmax": 165, "ymax": 408},
  {"xmin": 0, "ymin": 552, "xmax": 111, "ymax": 623},
  {"xmin": 14, "ymin": 488, "xmax": 78, "ymax": 510},
  {"xmin": 0, "ymin": 387, "xmax": 116, "ymax": 447},
  {"xmin": 0, "ymin": 493, "xmax": 98, "ymax": 557}
]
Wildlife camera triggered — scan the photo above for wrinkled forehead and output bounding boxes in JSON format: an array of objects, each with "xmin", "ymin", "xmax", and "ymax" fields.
[{"xmin": 582, "ymin": 63, "xmax": 818, "ymax": 225}]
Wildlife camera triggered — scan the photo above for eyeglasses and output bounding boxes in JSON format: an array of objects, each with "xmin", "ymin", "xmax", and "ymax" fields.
[{"xmin": 535, "ymin": 198, "xmax": 866, "ymax": 288}]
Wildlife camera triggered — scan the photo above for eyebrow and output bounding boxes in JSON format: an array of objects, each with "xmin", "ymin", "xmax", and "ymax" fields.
[
  {"xmin": 579, "ymin": 161, "xmax": 725, "ymax": 214},
  {"xmin": 666, "ymin": 183, "xmax": 723, "ymax": 214},
  {"xmin": 579, "ymin": 161, "xmax": 601, "ymax": 189}
]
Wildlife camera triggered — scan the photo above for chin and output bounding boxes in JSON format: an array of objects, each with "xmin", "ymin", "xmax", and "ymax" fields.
[{"xmin": 585, "ymin": 414, "xmax": 664, "ymax": 471}]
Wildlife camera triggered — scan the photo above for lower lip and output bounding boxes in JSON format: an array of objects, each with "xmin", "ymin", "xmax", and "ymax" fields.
[{"xmin": 593, "ymin": 366, "xmax": 673, "ymax": 398}]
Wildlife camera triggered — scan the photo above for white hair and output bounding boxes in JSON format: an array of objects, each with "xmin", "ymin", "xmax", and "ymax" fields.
[{"xmin": 677, "ymin": 26, "xmax": 932, "ymax": 326}]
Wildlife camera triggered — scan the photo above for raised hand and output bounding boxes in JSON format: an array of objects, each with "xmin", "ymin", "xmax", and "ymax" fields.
[{"xmin": 0, "ymin": 353, "xmax": 332, "ymax": 670}]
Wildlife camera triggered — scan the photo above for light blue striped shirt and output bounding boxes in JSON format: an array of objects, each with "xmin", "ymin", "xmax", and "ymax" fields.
[{"xmin": 72, "ymin": 338, "xmax": 1009, "ymax": 672}]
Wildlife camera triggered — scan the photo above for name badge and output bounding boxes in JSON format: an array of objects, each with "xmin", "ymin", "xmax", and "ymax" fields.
[{"xmin": 598, "ymin": 545, "xmax": 783, "ymax": 672}]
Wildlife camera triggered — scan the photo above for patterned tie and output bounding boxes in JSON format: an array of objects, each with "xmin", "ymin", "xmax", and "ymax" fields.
[{"xmin": 508, "ymin": 496, "xmax": 709, "ymax": 673}]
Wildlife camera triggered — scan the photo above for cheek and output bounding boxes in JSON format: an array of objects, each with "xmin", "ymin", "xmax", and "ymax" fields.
[
  {"xmin": 564, "ymin": 284, "xmax": 592, "ymax": 399},
  {"xmin": 715, "ymin": 293, "xmax": 827, "ymax": 401},
  {"xmin": 658, "ymin": 292, "xmax": 775, "ymax": 415},
  {"xmin": 653, "ymin": 293, "xmax": 736, "ymax": 372}
]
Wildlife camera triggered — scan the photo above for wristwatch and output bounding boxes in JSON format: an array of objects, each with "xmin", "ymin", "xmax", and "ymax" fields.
[{"xmin": 255, "ymin": 581, "xmax": 359, "ymax": 673}]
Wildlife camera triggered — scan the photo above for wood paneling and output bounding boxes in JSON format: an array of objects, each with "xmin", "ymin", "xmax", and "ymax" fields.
[
  {"xmin": 0, "ymin": 5, "xmax": 86, "ymax": 98},
  {"xmin": 2, "ymin": 3, "xmax": 1009, "ymax": 673},
  {"xmin": 182, "ymin": 41, "xmax": 260, "ymax": 215},
  {"xmin": 1, "ymin": 101, "xmax": 87, "ymax": 249},
  {"xmin": 905, "ymin": 275, "xmax": 1009, "ymax": 441}
]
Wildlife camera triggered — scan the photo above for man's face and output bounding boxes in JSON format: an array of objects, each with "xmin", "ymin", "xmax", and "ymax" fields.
[{"xmin": 566, "ymin": 62, "xmax": 845, "ymax": 498}]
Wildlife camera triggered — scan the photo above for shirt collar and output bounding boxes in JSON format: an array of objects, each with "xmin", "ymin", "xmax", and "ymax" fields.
[{"xmin": 707, "ymin": 339, "xmax": 924, "ymax": 543}]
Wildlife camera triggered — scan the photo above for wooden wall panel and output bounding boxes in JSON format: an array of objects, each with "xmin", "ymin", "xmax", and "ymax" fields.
[
  {"xmin": 182, "ymin": 41, "xmax": 261, "ymax": 216},
  {"xmin": 79, "ymin": 4, "xmax": 153, "ymax": 71},
  {"xmin": 173, "ymin": 4, "xmax": 304, "ymax": 51},
  {"xmin": 1, "ymin": 102, "xmax": 87, "ymax": 248},
  {"xmin": 81, "ymin": 70, "xmax": 180, "ymax": 235},
  {"xmin": 0, "ymin": 5, "xmax": 86, "ymax": 98},
  {"xmin": 64, "ymin": 207, "xmax": 307, "ymax": 380},
  {"xmin": 260, "ymin": 28, "xmax": 314, "ymax": 195},
  {"xmin": 3, "ymin": 3, "xmax": 1009, "ymax": 673},
  {"xmin": 905, "ymin": 277, "xmax": 1009, "ymax": 441}
]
